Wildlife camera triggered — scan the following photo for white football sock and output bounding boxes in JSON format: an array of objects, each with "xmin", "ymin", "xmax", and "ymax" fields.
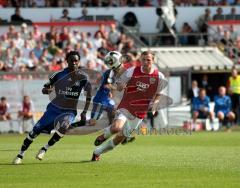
[
  {"xmin": 103, "ymin": 126, "xmax": 112, "ymax": 139},
  {"xmin": 44, "ymin": 144, "xmax": 50, "ymax": 150},
  {"xmin": 94, "ymin": 139, "xmax": 115, "ymax": 155}
]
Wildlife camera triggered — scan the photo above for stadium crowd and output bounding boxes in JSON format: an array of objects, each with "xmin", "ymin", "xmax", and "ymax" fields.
[
  {"xmin": 0, "ymin": 0, "xmax": 239, "ymax": 7},
  {"xmin": 0, "ymin": 22, "xmax": 140, "ymax": 75}
]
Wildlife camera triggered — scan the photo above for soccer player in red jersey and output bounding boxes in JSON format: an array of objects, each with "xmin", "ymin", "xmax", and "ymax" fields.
[{"xmin": 92, "ymin": 51, "xmax": 167, "ymax": 161}]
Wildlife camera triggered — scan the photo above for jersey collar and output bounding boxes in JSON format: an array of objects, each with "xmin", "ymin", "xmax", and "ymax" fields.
[{"xmin": 140, "ymin": 66, "xmax": 154, "ymax": 74}]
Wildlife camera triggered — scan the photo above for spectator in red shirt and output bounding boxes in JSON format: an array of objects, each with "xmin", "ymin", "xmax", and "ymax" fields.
[
  {"xmin": 0, "ymin": 97, "xmax": 11, "ymax": 121},
  {"xmin": 18, "ymin": 95, "xmax": 34, "ymax": 120}
]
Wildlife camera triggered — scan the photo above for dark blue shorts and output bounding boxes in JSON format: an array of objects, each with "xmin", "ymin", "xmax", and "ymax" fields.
[
  {"xmin": 91, "ymin": 101, "xmax": 114, "ymax": 120},
  {"xmin": 33, "ymin": 105, "xmax": 76, "ymax": 134}
]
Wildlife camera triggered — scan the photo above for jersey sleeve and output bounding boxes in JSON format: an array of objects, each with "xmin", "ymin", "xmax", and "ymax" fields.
[
  {"xmin": 156, "ymin": 72, "xmax": 167, "ymax": 95},
  {"xmin": 48, "ymin": 71, "xmax": 60, "ymax": 85},
  {"xmin": 117, "ymin": 66, "xmax": 135, "ymax": 85},
  {"xmin": 84, "ymin": 80, "xmax": 92, "ymax": 92},
  {"xmin": 102, "ymin": 70, "xmax": 111, "ymax": 85}
]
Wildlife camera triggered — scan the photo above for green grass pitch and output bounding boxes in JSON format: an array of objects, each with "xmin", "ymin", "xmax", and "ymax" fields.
[{"xmin": 0, "ymin": 132, "xmax": 240, "ymax": 188}]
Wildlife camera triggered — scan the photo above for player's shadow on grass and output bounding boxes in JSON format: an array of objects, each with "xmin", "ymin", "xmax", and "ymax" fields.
[{"xmin": 0, "ymin": 160, "xmax": 93, "ymax": 166}]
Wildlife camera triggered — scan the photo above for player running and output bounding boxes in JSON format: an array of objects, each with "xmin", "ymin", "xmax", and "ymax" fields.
[
  {"xmin": 91, "ymin": 51, "xmax": 167, "ymax": 161},
  {"xmin": 13, "ymin": 51, "xmax": 92, "ymax": 165},
  {"xmin": 89, "ymin": 51, "xmax": 125, "ymax": 126}
]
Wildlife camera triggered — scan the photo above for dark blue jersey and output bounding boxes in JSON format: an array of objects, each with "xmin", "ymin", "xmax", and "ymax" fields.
[
  {"xmin": 47, "ymin": 68, "xmax": 91, "ymax": 112},
  {"xmin": 93, "ymin": 69, "xmax": 115, "ymax": 104}
]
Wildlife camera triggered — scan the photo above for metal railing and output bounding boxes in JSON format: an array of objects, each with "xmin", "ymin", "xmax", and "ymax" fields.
[{"xmin": 139, "ymin": 32, "xmax": 209, "ymax": 47}]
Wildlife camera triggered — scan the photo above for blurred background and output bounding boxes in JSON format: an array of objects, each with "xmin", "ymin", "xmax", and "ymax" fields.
[{"xmin": 0, "ymin": 0, "xmax": 239, "ymax": 134}]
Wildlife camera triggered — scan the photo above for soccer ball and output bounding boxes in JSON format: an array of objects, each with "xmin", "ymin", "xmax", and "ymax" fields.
[{"xmin": 104, "ymin": 51, "xmax": 122, "ymax": 69}]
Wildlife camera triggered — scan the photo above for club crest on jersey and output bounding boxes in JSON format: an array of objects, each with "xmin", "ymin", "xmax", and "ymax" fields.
[
  {"xmin": 136, "ymin": 81, "xmax": 149, "ymax": 92},
  {"xmin": 150, "ymin": 78, "xmax": 156, "ymax": 84},
  {"xmin": 75, "ymin": 81, "xmax": 80, "ymax": 86}
]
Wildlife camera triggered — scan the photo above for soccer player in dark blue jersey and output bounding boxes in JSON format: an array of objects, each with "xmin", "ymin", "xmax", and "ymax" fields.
[{"xmin": 13, "ymin": 51, "xmax": 92, "ymax": 164}]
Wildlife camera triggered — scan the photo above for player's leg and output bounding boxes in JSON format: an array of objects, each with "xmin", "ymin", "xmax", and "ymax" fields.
[
  {"xmin": 89, "ymin": 102, "xmax": 104, "ymax": 126},
  {"xmin": 36, "ymin": 113, "xmax": 75, "ymax": 160},
  {"xmin": 13, "ymin": 109, "xmax": 56, "ymax": 164},
  {"xmin": 94, "ymin": 110, "xmax": 126, "ymax": 146},
  {"xmin": 92, "ymin": 116, "xmax": 126, "ymax": 161},
  {"xmin": 13, "ymin": 130, "xmax": 39, "ymax": 164},
  {"xmin": 92, "ymin": 116, "xmax": 142, "ymax": 161}
]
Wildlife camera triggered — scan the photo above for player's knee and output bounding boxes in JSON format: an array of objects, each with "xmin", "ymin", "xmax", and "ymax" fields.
[
  {"xmin": 113, "ymin": 134, "xmax": 125, "ymax": 146},
  {"xmin": 217, "ymin": 112, "xmax": 224, "ymax": 120},
  {"xmin": 28, "ymin": 130, "xmax": 38, "ymax": 140},
  {"xmin": 193, "ymin": 111, "xmax": 199, "ymax": 118},
  {"xmin": 110, "ymin": 125, "xmax": 122, "ymax": 134}
]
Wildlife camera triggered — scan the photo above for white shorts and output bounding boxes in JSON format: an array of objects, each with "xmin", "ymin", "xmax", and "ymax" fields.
[{"xmin": 115, "ymin": 109, "xmax": 142, "ymax": 138}]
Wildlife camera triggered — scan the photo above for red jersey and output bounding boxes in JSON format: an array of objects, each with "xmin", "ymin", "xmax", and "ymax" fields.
[
  {"xmin": 0, "ymin": 103, "xmax": 8, "ymax": 115},
  {"xmin": 118, "ymin": 66, "xmax": 164, "ymax": 119},
  {"xmin": 23, "ymin": 102, "xmax": 31, "ymax": 113}
]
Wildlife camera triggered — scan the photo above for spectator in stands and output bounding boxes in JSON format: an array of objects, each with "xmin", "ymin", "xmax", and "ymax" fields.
[
  {"xmin": 122, "ymin": 11, "xmax": 139, "ymax": 28},
  {"xmin": 209, "ymin": 25, "xmax": 224, "ymax": 44},
  {"xmin": 196, "ymin": 8, "xmax": 211, "ymax": 43},
  {"xmin": 230, "ymin": 25, "xmax": 238, "ymax": 42},
  {"xmin": 192, "ymin": 88, "xmax": 214, "ymax": 130},
  {"xmin": 18, "ymin": 95, "xmax": 34, "ymax": 120},
  {"xmin": 46, "ymin": 26, "xmax": 57, "ymax": 42},
  {"xmin": 200, "ymin": 74, "xmax": 213, "ymax": 100},
  {"xmin": 33, "ymin": 41, "xmax": 43, "ymax": 59},
  {"xmin": 32, "ymin": 25, "xmax": 41, "ymax": 41},
  {"xmin": 213, "ymin": 7, "xmax": 224, "ymax": 20},
  {"xmin": 179, "ymin": 22, "xmax": 194, "ymax": 45},
  {"xmin": 93, "ymin": 32, "xmax": 104, "ymax": 49},
  {"xmin": 60, "ymin": 26, "xmax": 70, "ymax": 44},
  {"xmin": 94, "ymin": 23, "xmax": 108, "ymax": 39},
  {"xmin": 121, "ymin": 39, "xmax": 136, "ymax": 54},
  {"xmin": 22, "ymin": 40, "xmax": 31, "ymax": 58},
  {"xmin": 0, "ymin": 34, "xmax": 9, "ymax": 50},
  {"xmin": 11, "ymin": 7, "xmax": 26, "ymax": 22},
  {"xmin": 7, "ymin": 25, "xmax": 17, "ymax": 39},
  {"xmin": 225, "ymin": 7, "xmax": 236, "ymax": 20},
  {"xmin": 15, "ymin": 32, "xmax": 24, "ymax": 48},
  {"xmin": 108, "ymin": 23, "xmax": 121, "ymax": 46},
  {"xmin": 61, "ymin": 8, "xmax": 71, "ymax": 21},
  {"xmin": 78, "ymin": 7, "xmax": 90, "ymax": 21},
  {"xmin": 18, "ymin": 95, "xmax": 34, "ymax": 134},
  {"xmin": 0, "ymin": 97, "xmax": 12, "ymax": 121},
  {"xmin": 187, "ymin": 80, "xmax": 199, "ymax": 103},
  {"xmin": 214, "ymin": 86, "xmax": 235, "ymax": 130},
  {"xmin": 20, "ymin": 23, "xmax": 30, "ymax": 40},
  {"xmin": 48, "ymin": 39, "xmax": 60, "ymax": 56},
  {"xmin": 30, "ymin": 0, "xmax": 46, "ymax": 7},
  {"xmin": 227, "ymin": 67, "xmax": 240, "ymax": 123}
]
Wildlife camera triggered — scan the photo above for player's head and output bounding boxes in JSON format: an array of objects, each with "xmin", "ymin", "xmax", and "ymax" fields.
[
  {"xmin": 104, "ymin": 51, "xmax": 122, "ymax": 70},
  {"xmin": 140, "ymin": 51, "xmax": 155, "ymax": 68},
  {"xmin": 1, "ymin": 97, "xmax": 6, "ymax": 104},
  {"xmin": 66, "ymin": 51, "xmax": 81, "ymax": 71}
]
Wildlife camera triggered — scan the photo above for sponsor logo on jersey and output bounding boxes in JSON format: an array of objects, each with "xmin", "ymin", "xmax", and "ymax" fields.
[{"xmin": 136, "ymin": 81, "xmax": 149, "ymax": 91}]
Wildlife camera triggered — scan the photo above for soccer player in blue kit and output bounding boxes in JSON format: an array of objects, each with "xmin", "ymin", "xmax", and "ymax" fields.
[
  {"xmin": 13, "ymin": 51, "xmax": 92, "ymax": 164},
  {"xmin": 89, "ymin": 51, "xmax": 124, "ymax": 127},
  {"xmin": 89, "ymin": 51, "xmax": 135, "ymax": 146}
]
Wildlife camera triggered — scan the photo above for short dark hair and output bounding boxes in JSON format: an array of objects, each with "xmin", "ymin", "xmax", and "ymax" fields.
[
  {"xmin": 1, "ymin": 97, "xmax": 6, "ymax": 101},
  {"xmin": 66, "ymin": 51, "xmax": 81, "ymax": 62}
]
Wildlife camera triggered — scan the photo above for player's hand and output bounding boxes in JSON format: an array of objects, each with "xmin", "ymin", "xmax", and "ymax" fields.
[{"xmin": 42, "ymin": 87, "xmax": 53, "ymax": 94}]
